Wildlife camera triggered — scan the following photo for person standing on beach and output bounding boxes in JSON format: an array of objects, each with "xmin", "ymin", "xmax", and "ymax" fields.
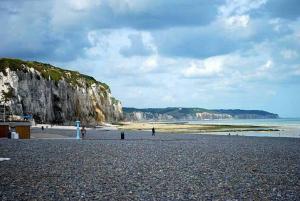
[
  {"xmin": 152, "ymin": 127, "xmax": 155, "ymax": 136},
  {"xmin": 81, "ymin": 126, "xmax": 86, "ymax": 138}
]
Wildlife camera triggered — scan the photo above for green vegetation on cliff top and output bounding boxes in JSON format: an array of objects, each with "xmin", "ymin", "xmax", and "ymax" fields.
[
  {"xmin": 0, "ymin": 58, "xmax": 110, "ymax": 91},
  {"xmin": 123, "ymin": 107, "xmax": 279, "ymax": 119}
]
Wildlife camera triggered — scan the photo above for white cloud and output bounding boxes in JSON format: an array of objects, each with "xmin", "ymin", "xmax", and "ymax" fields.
[
  {"xmin": 162, "ymin": 95, "xmax": 175, "ymax": 103},
  {"xmin": 70, "ymin": 0, "xmax": 101, "ymax": 11},
  {"xmin": 120, "ymin": 32, "xmax": 157, "ymax": 57},
  {"xmin": 183, "ymin": 56, "xmax": 224, "ymax": 78},
  {"xmin": 51, "ymin": 0, "xmax": 86, "ymax": 30},
  {"xmin": 225, "ymin": 15, "xmax": 250, "ymax": 28},
  {"xmin": 219, "ymin": 0, "xmax": 267, "ymax": 17},
  {"xmin": 280, "ymin": 49, "xmax": 298, "ymax": 59},
  {"xmin": 140, "ymin": 56, "xmax": 158, "ymax": 72},
  {"xmin": 70, "ymin": 29, "xmax": 163, "ymax": 76},
  {"xmin": 266, "ymin": 90, "xmax": 277, "ymax": 96},
  {"xmin": 243, "ymin": 59, "xmax": 274, "ymax": 79},
  {"xmin": 293, "ymin": 67, "xmax": 300, "ymax": 75},
  {"xmin": 107, "ymin": 0, "xmax": 147, "ymax": 13},
  {"xmin": 260, "ymin": 59, "xmax": 273, "ymax": 71},
  {"xmin": 85, "ymin": 29, "xmax": 130, "ymax": 58},
  {"xmin": 269, "ymin": 18, "xmax": 284, "ymax": 32},
  {"xmin": 85, "ymin": 29, "xmax": 158, "ymax": 59}
]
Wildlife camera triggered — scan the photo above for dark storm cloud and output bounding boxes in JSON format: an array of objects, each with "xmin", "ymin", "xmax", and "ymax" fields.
[
  {"xmin": 264, "ymin": 0, "xmax": 300, "ymax": 20},
  {"xmin": 100, "ymin": 0, "xmax": 220, "ymax": 29},
  {"xmin": 153, "ymin": 26, "xmax": 240, "ymax": 58},
  {"xmin": 0, "ymin": 0, "xmax": 90, "ymax": 62},
  {"xmin": 0, "ymin": 0, "xmax": 299, "ymax": 61},
  {"xmin": 152, "ymin": 17, "xmax": 293, "ymax": 59},
  {"xmin": 0, "ymin": 0, "xmax": 222, "ymax": 61}
]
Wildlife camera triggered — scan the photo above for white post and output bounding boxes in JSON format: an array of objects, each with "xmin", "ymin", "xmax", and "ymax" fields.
[{"xmin": 76, "ymin": 120, "xmax": 80, "ymax": 139}]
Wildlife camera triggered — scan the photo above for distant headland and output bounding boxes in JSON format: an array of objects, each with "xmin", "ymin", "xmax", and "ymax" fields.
[{"xmin": 123, "ymin": 107, "xmax": 279, "ymax": 121}]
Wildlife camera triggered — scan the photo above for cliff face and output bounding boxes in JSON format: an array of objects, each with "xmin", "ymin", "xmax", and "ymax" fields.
[
  {"xmin": 0, "ymin": 58, "xmax": 123, "ymax": 125},
  {"xmin": 123, "ymin": 107, "xmax": 279, "ymax": 121},
  {"xmin": 124, "ymin": 111, "xmax": 232, "ymax": 121}
]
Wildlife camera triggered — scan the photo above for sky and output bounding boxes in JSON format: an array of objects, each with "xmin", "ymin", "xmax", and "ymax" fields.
[{"xmin": 0, "ymin": 0, "xmax": 300, "ymax": 117}]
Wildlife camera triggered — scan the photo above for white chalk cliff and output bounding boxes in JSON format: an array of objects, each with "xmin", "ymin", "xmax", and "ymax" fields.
[{"xmin": 0, "ymin": 58, "xmax": 123, "ymax": 125}]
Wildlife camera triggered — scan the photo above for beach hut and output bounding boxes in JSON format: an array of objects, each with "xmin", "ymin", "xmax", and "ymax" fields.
[
  {"xmin": 0, "ymin": 124, "xmax": 9, "ymax": 138},
  {"xmin": 0, "ymin": 122, "xmax": 31, "ymax": 139}
]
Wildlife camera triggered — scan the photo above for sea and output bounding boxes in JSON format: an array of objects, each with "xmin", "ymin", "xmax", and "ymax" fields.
[
  {"xmin": 187, "ymin": 118, "xmax": 300, "ymax": 127},
  {"xmin": 186, "ymin": 118, "xmax": 300, "ymax": 138}
]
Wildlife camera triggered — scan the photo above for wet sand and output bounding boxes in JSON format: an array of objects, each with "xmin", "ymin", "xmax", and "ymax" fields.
[
  {"xmin": 117, "ymin": 122, "xmax": 300, "ymax": 138},
  {"xmin": 117, "ymin": 122, "xmax": 279, "ymax": 132}
]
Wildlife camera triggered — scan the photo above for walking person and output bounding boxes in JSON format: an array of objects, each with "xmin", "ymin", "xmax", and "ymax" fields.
[
  {"xmin": 81, "ymin": 126, "xmax": 86, "ymax": 138},
  {"xmin": 152, "ymin": 127, "xmax": 155, "ymax": 136}
]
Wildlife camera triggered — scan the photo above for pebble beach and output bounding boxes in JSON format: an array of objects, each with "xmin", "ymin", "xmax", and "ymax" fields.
[{"xmin": 0, "ymin": 129, "xmax": 300, "ymax": 200}]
